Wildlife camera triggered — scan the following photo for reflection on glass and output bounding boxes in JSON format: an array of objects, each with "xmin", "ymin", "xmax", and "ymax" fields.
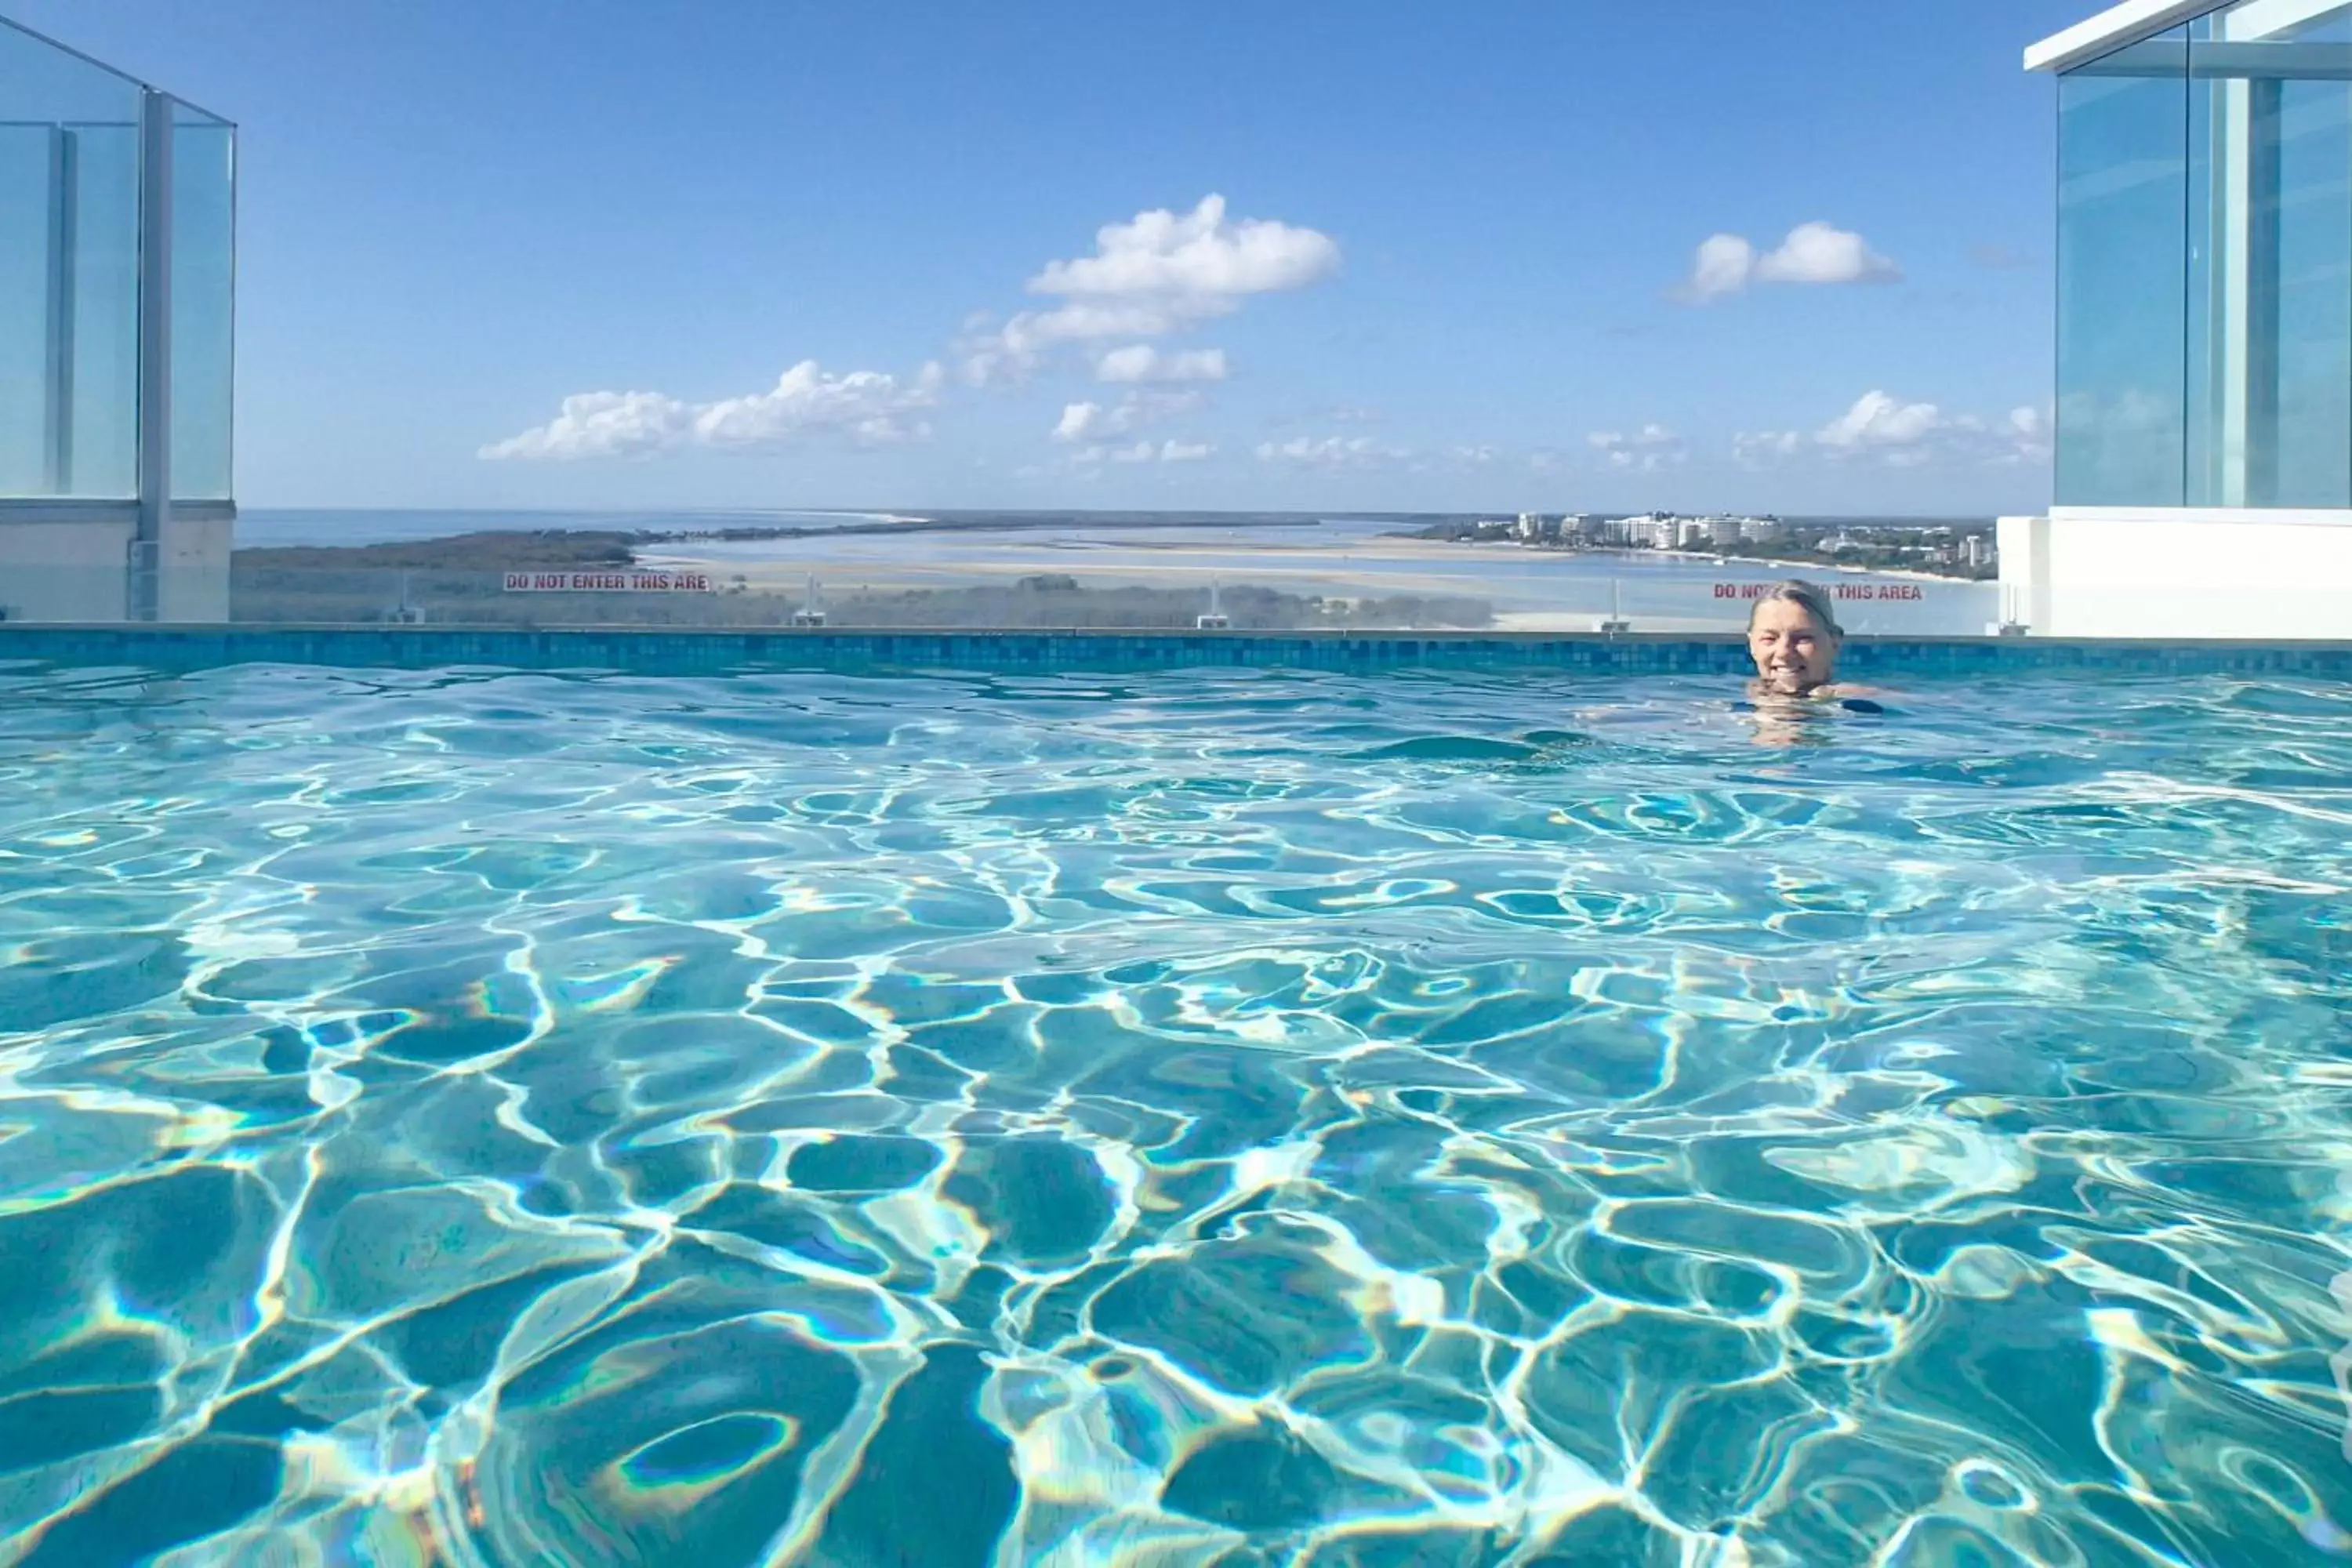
[
  {"xmin": 2056, "ymin": 26, "xmax": 2189, "ymax": 507},
  {"xmin": 2189, "ymin": 2, "xmax": 2352, "ymax": 507},
  {"xmin": 0, "ymin": 20, "xmax": 142, "ymax": 499},
  {"xmin": 171, "ymin": 104, "xmax": 234, "ymax": 502},
  {"xmin": 2065, "ymin": 3, "xmax": 2352, "ymax": 511}
]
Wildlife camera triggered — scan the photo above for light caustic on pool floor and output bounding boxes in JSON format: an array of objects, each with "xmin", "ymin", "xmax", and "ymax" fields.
[{"xmin": 0, "ymin": 663, "xmax": 2348, "ymax": 1566}]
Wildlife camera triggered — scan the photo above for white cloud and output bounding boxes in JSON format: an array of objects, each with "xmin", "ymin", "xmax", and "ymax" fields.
[
  {"xmin": 1734, "ymin": 390, "xmax": 2051, "ymax": 470},
  {"xmin": 1051, "ymin": 390, "xmax": 1204, "ymax": 443},
  {"xmin": 495, "ymin": 195, "xmax": 1337, "ymax": 456},
  {"xmin": 960, "ymin": 194, "xmax": 1338, "ymax": 385},
  {"xmin": 955, "ymin": 303, "xmax": 1176, "ymax": 385},
  {"xmin": 1030, "ymin": 194, "xmax": 1340, "ymax": 302},
  {"xmin": 1586, "ymin": 423, "xmax": 1686, "ymax": 471},
  {"xmin": 478, "ymin": 390, "xmax": 693, "ymax": 461},
  {"xmin": 959, "ymin": 303, "xmax": 1192, "ymax": 385},
  {"xmin": 1095, "ymin": 344, "xmax": 1229, "ymax": 383},
  {"xmin": 1683, "ymin": 234, "xmax": 1759, "ymax": 306},
  {"xmin": 693, "ymin": 361, "xmax": 942, "ymax": 449},
  {"xmin": 1450, "ymin": 444, "xmax": 1500, "ymax": 466},
  {"xmin": 1053, "ymin": 401, "xmax": 1105, "ymax": 443},
  {"xmin": 1066, "ymin": 436, "xmax": 1216, "ymax": 467},
  {"xmin": 482, "ymin": 360, "xmax": 941, "ymax": 461},
  {"xmin": 1980, "ymin": 406, "xmax": 2054, "ymax": 467},
  {"xmin": 1254, "ymin": 434, "xmax": 1411, "ymax": 469},
  {"xmin": 1678, "ymin": 222, "xmax": 1900, "ymax": 303},
  {"xmin": 1757, "ymin": 222, "xmax": 1901, "ymax": 287},
  {"xmin": 1732, "ymin": 429, "xmax": 1804, "ymax": 468},
  {"xmin": 1816, "ymin": 389, "xmax": 1942, "ymax": 449}
]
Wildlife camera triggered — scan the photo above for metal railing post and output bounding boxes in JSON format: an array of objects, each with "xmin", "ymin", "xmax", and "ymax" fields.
[
  {"xmin": 132, "ymin": 88, "xmax": 174, "ymax": 621},
  {"xmin": 43, "ymin": 126, "xmax": 78, "ymax": 495}
]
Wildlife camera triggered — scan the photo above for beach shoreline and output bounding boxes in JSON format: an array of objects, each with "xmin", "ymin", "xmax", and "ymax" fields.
[
  {"xmin": 229, "ymin": 517, "xmax": 2000, "ymax": 633},
  {"xmin": 1411, "ymin": 539, "xmax": 1980, "ymax": 586}
]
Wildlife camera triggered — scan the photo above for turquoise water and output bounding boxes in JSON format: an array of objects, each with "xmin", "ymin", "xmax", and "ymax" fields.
[{"xmin": 1, "ymin": 660, "xmax": 2348, "ymax": 1567}]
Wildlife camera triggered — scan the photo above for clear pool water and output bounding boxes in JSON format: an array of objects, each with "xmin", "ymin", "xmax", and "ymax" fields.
[{"xmin": 1, "ymin": 660, "xmax": 2347, "ymax": 1566}]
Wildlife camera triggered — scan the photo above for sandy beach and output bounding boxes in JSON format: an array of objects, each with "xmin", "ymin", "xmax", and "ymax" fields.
[
  {"xmin": 640, "ymin": 530, "xmax": 1499, "ymax": 598},
  {"xmin": 638, "ymin": 523, "xmax": 1996, "ymax": 634}
]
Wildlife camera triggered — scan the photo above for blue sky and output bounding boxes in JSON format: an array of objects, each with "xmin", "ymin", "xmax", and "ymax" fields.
[{"xmin": 13, "ymin": 0, "xmax": 2095, "ymax": 515}]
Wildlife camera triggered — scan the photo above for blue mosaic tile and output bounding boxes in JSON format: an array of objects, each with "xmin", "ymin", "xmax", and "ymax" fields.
[{"xmin": 0, "ymin": 625, "xmax": 2347, "ymax": 679}]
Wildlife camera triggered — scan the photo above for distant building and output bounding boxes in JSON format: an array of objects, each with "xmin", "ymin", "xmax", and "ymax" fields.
[
  {"xmin": 1645, "ymin": 517, "xmax": 1678, "ymax": 550},
  {"xmin": 1676, "ymin": 517, "xmax": 1714, "ymax": 550},
  {"xmin": 1739, "ymin": 517, "xmax": 1786, "ymax": 545},
  {"xmin": 1962, "ymin": 535, "xmax": 1992, "ymax": 569}
]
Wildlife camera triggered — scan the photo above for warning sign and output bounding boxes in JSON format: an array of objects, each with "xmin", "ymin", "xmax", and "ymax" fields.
[
  {"xmin": 503, "ymin": 570, "xmax": 714, "ymax": 593},
  {"xmin": 1713, "ymin": 581, "xmax": 1924, "ymax": 601}
]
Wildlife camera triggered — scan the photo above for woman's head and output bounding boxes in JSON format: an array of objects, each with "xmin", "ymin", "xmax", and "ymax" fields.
[{"xmin": 1746, "ymin": 580, "xmax": 1842, "ymax": 694}]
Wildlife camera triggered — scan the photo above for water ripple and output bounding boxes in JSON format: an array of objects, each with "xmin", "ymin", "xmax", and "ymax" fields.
[{"xmin": 0, "ymin": 663, "xmax": 2347, "ymax": 1564}]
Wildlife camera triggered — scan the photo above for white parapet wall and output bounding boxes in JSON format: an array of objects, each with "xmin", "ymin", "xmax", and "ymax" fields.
[
  {"xmin": 1998, "ymin": 510, "xmax": 2352, "ymax": 639},
  {"xmin": 0, "ymin": 510, "xmax": 233, "ymax": 623},
  {"xmin": 157, "ymin": 513, "xmax": 234, "ymax": 622}
]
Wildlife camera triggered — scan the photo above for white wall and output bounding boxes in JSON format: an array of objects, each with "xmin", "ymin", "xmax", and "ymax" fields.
[
  {"xmin": 0, "ymin": 513, "xmax": 234, "ymax": 623},
  {"xmin": 2000, "ymin": 510, "xmax": 2352, "ymax": 638},
  {"xmin": 157, "ymin": 514, "xmax": 233, "ymax": 622}
]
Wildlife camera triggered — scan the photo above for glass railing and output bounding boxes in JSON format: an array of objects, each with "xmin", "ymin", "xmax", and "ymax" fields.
[
  {"xmin": 0, "ymin": 514, "xmax": 2018, "ymax": 635},
  {"xmin": 0, "ymin": 22, "xmax": 143, "ymax": 502},
  {"xmin": 170, "ymin": 101, "xmax": 235, "ymax": 504},
  {"xmin": 2057, "ymin": 0, "xmax": 2352, "ymax": 509},
  {"xmin": 0, "ymin": 18, "xmax": 234, "ymax": 509},
  {"xmin": 34, "ymin": 507, "xmax": 2343, "ymax": 640}
]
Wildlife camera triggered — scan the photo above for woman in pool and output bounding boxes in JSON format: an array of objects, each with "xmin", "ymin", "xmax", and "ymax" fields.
[{"xmin": 1744, "ymin": 580, "xmax": 1883, "ymax": 711}]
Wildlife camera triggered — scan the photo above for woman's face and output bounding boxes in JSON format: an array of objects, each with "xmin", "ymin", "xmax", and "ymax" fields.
[{"xmin": 1748, "ymin": 599, "xmax": 1840, "ymax": 694}]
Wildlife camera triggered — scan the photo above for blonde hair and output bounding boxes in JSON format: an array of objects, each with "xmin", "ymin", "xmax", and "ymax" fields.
[{"xmin": 1747, "ymin": 579, "xmax": 1842, "ymax": 638}]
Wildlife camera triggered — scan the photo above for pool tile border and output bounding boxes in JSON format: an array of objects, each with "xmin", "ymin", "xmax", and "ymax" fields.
[{"xmin": 2, "ymin": 624, "xmax": 2350, "ymax": 677}]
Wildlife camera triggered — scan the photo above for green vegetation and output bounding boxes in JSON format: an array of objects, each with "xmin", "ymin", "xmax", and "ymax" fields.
[{"xmin": 237, "ymin": 530, "xmax": 644, "ymax": 571}]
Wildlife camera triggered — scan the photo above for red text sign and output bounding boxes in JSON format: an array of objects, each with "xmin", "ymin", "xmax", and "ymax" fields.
[
  {"xmin": 1713, "ymin": 581, "xmax": 1925, "ymax": 601},
  {"xmin": 503, "ymin": 571, "xmax": 714, "ymax": 593}
]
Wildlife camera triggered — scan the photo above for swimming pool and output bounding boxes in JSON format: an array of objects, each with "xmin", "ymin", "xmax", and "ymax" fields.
[{"xmin": 2, "ymin": 655, "xmax": 2347, "ymax": 1566}]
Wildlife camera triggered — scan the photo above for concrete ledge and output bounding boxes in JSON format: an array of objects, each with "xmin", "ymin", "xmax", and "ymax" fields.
[
  {"xmin": 3, "ymin": 622, "xmax": 2350, "ymax": 677},
  {"xmin": 0, "ymin": 499, "xmax": 237, "ymax": 524}
]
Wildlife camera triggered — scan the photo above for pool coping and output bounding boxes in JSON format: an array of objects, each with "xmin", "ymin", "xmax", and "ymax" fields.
[{"xmin": 2, "ymin": 622, "xmax": 2350, "ymax": 676}]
